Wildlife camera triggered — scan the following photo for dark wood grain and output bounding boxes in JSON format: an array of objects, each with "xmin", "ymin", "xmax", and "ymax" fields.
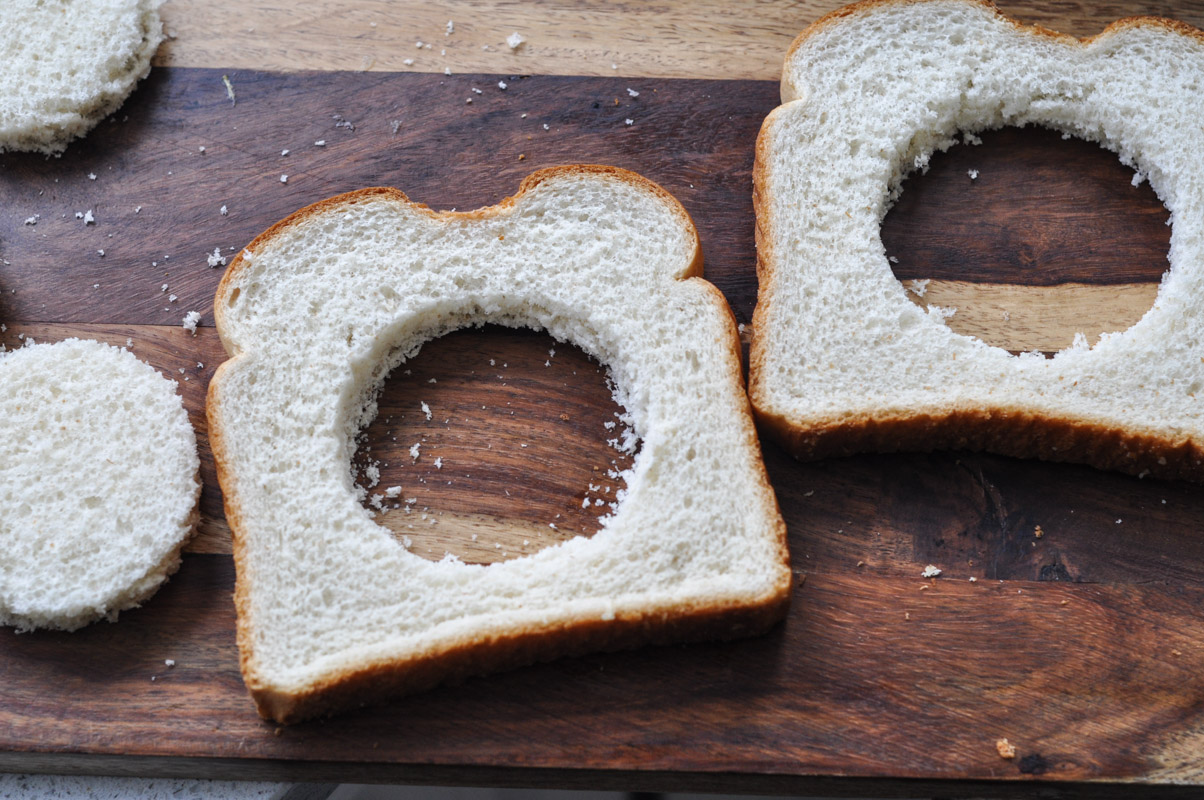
[
  {"xmin": 5, "ymin": 67, "xmax": 1204, "ymax": 794},
  {"xmin": 0, "ymin": 68, "xmax": 774, "ymax": 325},
  {"xmin": 883, "ymin": 126, "xmax": 1171, "ymax": 286}
]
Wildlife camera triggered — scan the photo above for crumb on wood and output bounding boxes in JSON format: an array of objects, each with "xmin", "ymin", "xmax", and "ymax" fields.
[
  {"xmin": 1034, "ymin": 525, "xmax": 1044, "ymax": 538},
  {"xmin": 996, "ymin": 738, "xmax": 1016, "ymax": 759}
]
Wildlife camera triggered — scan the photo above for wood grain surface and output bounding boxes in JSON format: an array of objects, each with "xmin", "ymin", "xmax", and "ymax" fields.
[
  {"xmin": 4, "ymin": 3, "xmax": 1204, "ymax": 791},
  {"xmin": 156, "ymin": 0, "xmax": 1204, "ymax": 79}
]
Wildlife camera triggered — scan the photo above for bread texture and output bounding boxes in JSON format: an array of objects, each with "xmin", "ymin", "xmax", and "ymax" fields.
[
  {"xmin": 0, "ymin": 339, "xmax": 200, "ymax": 632},
  {"xmin": 751, "ymin": 0, "xmax": 1204, "ymax": 481},
  {"xmin": 207, "ymin": 165, "xmax": 792, "ymax": 724},
  {"xmin": 0, "ymin": 0, "xmax": 165, "ymax": 155}
]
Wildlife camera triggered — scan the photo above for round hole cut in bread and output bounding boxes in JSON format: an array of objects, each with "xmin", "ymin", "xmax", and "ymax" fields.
[
  {"xmin": 207, "ymin": 165, "xmax": 792, "ymax": 724},
  {"xmin": 0, "ymin": 339, "xmax": 200, "ymax": 632},
  {"xmin": 0, "ymin": 0, "xmax": 165, "ymax": 155},
  {"xmin": 751, "ymin": 0, "xmax": 1204, "ymax": 481}
]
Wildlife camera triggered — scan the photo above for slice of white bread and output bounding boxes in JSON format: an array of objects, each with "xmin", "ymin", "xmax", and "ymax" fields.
[
  {"xmin": 207, "ymin": 165, "xmax": 792, "ymax": 724},
  {"xmin": 0, "ymin": 0, "xmax": 164, "ymax": 155},
  {"xmin": 751, "ymin": 0, "xmax": 1204, "ymax": 480},
  {"xmin": 0, "ymin": 339, "xmax": 200, "ymax": 632}
]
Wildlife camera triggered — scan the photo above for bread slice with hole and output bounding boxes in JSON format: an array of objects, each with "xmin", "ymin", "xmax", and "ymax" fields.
[
  {"xmin": 0, "ymin": 338, "xmax": 200, "ymax": 631},
  {"xmin": 0, "ymin": 0, "xmax": 165, "ymax": 155},
  {"xmin": 207, "ymin": 165, "xmax": 792, "ymax": 723},
  {"xmin": 751, "ymin": 0, "xmax": 1204, "ymax": 481}
]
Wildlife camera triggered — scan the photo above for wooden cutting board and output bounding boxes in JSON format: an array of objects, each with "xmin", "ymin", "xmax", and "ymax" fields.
[{"xmin": 4, "ymin": 2, "xmax": 1204, "ymax": 795}]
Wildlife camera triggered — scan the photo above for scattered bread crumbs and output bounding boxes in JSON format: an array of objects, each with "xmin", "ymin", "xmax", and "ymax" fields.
[
  {"xmin": 996, "ymin": 738, "xmax": 1016, "ymax": 759},
  {"xmin": 222, "ymin": 74, "xmax": 236, "ymax": 105}
]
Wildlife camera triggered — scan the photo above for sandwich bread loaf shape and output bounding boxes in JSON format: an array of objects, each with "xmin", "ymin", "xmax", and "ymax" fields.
[
  {"xmin": 207, "ymin": 165, "xmax": 792, "ymax": 723},
  {"xmin": 751, "ymin": 0, "xmax": 1204, "ymax": 480}
]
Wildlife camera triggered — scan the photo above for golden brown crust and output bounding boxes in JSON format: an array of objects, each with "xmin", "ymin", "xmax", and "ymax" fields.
[
  {"xmin": 777, "ymin": 0, "xmax": 1204, "ymax": 102},
  {"xmin": 757, "ymin": 403, "xmax": 1204, "ymax": 482},
  {"xmin": 259, "ymin": 585, "xmax": 791, "ymax": 724},
  {"xmin": 208, "ymin": 165, "xmax": 789, "ymax": 724},
  {"xmin": 754, "ymin": 0, "xmax": 1204, "ymax": 483}
]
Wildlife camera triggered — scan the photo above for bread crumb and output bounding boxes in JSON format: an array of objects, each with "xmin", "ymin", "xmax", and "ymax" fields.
[
  {"xmin": 921, "ymin": 564, "xmax": 941, "ymax": 578},
  {"xmin": 410, "ymin": 443, "xmax": 420, "ymax": 461},
  {"xmin": 198, "ymin": 146, "xmax": 206, "ymax": 153},
  {"xmin": 907, "ymin": 278, "xmax": 929, "ymax": 297},
  {"xmin": 444, "ymin": 67, "xmax": 452, "ymax": 76},
  {"xmin": 996, "ymin": 738, "xmax": 1016, "ymax": 759},
  {"xmin": 1060, "ymin": 599, "xmax": 1068, "ymax": 606},
  {"xmin": 904, "ymin": 612, "xmax": 910, "ymax": 620},
  {"xmin": 968, "ymin": 576, "xmax": 977, "ymax": 582},
  {"xmin": 968, "ymin": 168, "xmax": 979, "ymax": 180},
  {"xmin": 498, "ymin": 81, "xmax": 508, "ymax": 90},
  {"xmin": 165, "ymin": 659, "xmax": 175, "ymax": 667},
  {"xmin": 434, "ymin": 457, "xmax": 443, "ymax": 469},
  {"xmin": 627, "ymin": 88, "xmax": 639, "ymax": 97},
  {"xmin": 919, "ymin": 584, "xmax": 930, "ymax": 591},
  {"xmin": 280, "ymin": 174, "xmax": 288, "ymax": 183},
  {"xmin": 207, "ymin": 247, "xmax": 228, "ymax": 268},
  {"xmin": 23, "ymin": 215, "xmax": 38, "ymax": 225},
  {"xmin": 403, "ymin": 58, "xmax": 414, "ymax": 66},
  {"xmin": 856, "ymin": 560, "xmax": 864, "ymax": 567},
  {"xmin": 507, "ymin": 31, "xmax": 525, "ymax": 49},
  {"xmin": 385, "ymin": 486, "xmax": 401, "ymax": 498},
  {"xmin": 1034, "ymin": 525, "xmax": 1044, "ymax": 538},
  {"xmin": 88, "ymin": 172, "xmax": 97, "ymax": 180},
  {"xmin": 624, "ymin": 118, "xmax": 633, "ymax": 126},
  {"xmin": 314, "ymin": 140, "xmax": 326, "ymax": 147},
  {"xmin": 182, "ymin": 311, "xmax": 201, "ymax": 334},
  {"xmin": 222, "ymin": 74, "xmax": 236, "ymax": 105},
  {"xmin": 445, "ymin": 19, "xmax": 454, "ymax": 35},
  {"xmin": 1173, "ymin": 649, "xmax": 1182, "ymax": 656},
  {"xmin": 220, "ymin": 205, "xmax": 228, "ymax": 216}
]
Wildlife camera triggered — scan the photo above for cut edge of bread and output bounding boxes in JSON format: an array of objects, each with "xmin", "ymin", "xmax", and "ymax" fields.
[
  {"xmin": 207, "ymin": 165, "xmax": 793, "ymax": 723},
  {"xmin": 751, "ymin": 0, "xmax": 1204, "ymax": 482}
]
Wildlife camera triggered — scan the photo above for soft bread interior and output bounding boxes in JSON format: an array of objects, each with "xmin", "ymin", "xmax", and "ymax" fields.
[
  {"xmin": 209, "ymin": 167, "xmax": 791, "ymax": 720},
  {"xmin": 0, "ymin": 0, "xmax": 164, "ymax": 154},
  {"xmin": 752, "ymin": 0, "xmax": 1204, "ymax": 476},
  {"xmin": 0, "ymin": 339, "xmax": 200, "ymax": 631}
]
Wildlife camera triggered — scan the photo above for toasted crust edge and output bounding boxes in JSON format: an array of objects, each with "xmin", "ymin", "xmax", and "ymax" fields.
[
  {"xmin": 207, "ymin": 165, "xmax": 792, "ymax": 724},
  {"xmin": 752, "ymin": 0, "xmax": 1204, "ymax": 482}
]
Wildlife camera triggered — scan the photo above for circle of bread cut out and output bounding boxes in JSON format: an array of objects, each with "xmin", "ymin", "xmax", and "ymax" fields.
[
  {"xmin": 207, "ymin": 165, "xmax": 792, "ymax": 723},
  {"xmin": 0, "ymin": 0, "xmax": 165, "ymax": 155},
  {"xmin": 0, "ymin": 339, "xmax": 200, "ymax": 632},
  {"xmin": 750, "ymin": 0, "xmax": 1204, "ymax": 480}
]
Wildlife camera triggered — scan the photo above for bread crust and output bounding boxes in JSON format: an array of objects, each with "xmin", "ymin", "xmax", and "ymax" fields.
[
  {"xmin": 752, "ymin": 0, "xmax": 1204, "ymax": 483},
  {"xmin": 208, "ymin": 165, "xmax": 791, "ymax": 723}
]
